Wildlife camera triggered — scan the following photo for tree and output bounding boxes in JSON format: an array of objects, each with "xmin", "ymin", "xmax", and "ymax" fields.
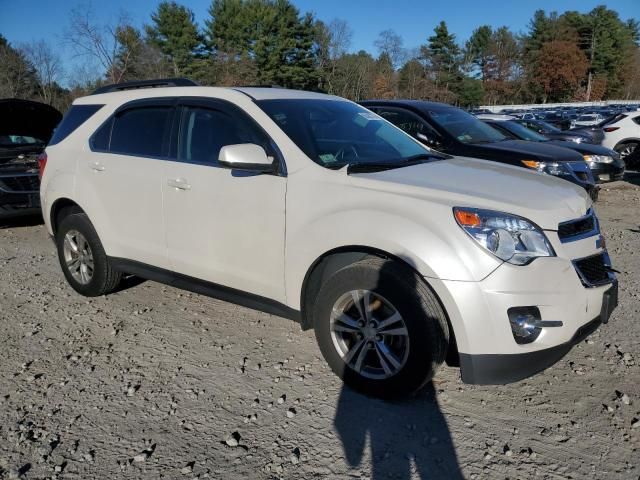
[
  {"xmin": 374, "ymin": 29, "xmax": 405, "ymax": 70},
  {"xmin": 465, "ymin": 25, "xmax": 492, "ymax": 82},
  {"xmin": 316, "ymin": 18, "xmax": 353, "ymax": 93},
  {"xmin": 421, "ymin": 21, "xmax": 462, "ymax": 103},
  {"xmin": 0, "ymin": 35, "xmax": 40, "ymax": 99},
  {"xmin": 64, "ymin": 5, "xmax": 135, "ymax": 84},
  {"xmin": 145, "ymin": 1, "xmax": 203, "ymax": 76},
  {"xmin": 205, "ymin": 0, "xmax": 321, "ymax": 89},
  {"xmin": 20, "ymin": 40, "xmax": 63, "ymax": 105},
  {"xmin": 534, "ymin": 40, "xmax": 588, "ymax": 102}
]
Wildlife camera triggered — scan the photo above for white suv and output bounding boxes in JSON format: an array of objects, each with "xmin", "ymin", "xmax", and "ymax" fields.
[{"xmin": 40, "ymin": 80, "xmax": 618, "ymax": 397}]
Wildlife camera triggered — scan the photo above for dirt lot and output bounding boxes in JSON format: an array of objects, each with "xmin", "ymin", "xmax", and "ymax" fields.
[{"xmin": 0, "ymin": 175, "xmax": 639, "ymax": 480}]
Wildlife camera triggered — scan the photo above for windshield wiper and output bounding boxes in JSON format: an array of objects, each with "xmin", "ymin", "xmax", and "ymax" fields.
[{"xmin": 347, "ymin": 154, "xmax": 440, "ymax": 174}]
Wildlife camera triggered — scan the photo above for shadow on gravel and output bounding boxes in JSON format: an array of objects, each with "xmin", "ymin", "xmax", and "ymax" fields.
[
  {"xmin": 333, "ymin": 258, "xmax": 462, "ymax": 479},
  {"xmin": 334, "ymin": 384, "xmax": 462, "ymax": 479},
  {"xmin": 0, "ymin": 213, "xmax": 43, "ymax": 229}
]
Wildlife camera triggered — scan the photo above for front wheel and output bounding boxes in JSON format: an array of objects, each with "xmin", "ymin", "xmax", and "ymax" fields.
[{"xmin": 313, "ymin": 257, "xmax": 449, "ymax": 398}]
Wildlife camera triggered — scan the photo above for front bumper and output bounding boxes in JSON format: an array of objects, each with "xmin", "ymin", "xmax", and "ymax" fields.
[
  {"xmin": 588, "ymin": 161, "xmax": 626, "ymax": 183},
  {"xmin": 459, "ymin": 281, "xmax": 617, "ymax": 384},
  {"xmin": 428, "ymin": 230, "xmax": 617, "ymax": 385},
  {"xmin": 0, "ymin": 173, "xmax": 41, "ymax": 218}
]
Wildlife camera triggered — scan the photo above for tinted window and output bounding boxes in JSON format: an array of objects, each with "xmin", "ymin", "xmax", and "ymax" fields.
[
  {"xmin": 49, "ymin": 105, "xmax": 103, "ymax": 146},
  {"xmin": 499, "ymin": 121, "xmax": 548, "ymax": 142},
  {"xmin": 257, "ymin": 99, "xmax": 430, "ymax": 168},
  {"xmin": 91, "ymin": 118, "xmax": 113, "ymax": 151},
  {"xmin": 376, "ymin": 109, "xmax": 441, "ymax": 142},
  {"xmin": 428, "ymin": 108, "xmax": 506, "ymax": 144},
  {"xmin": 110, "ymin": 107, "xmax": 171, "ymax": 157},
  {"xmin": 178, "ymin": 106, "xmax": 269, "ymax": 165}
]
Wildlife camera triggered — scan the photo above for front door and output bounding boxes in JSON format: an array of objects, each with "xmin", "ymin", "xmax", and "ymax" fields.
[{"xmin": 162, "ymin": 99, "xmax": 287, "ymax": 302}]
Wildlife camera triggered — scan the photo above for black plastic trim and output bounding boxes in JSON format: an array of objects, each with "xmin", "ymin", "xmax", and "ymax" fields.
[
  {"xmin": 109, "ymin": 258, "xmax": 301, "ymax": 322},
  {"xmin": 91, "ymin": 78, "xmax": 197, "ymax": 95}
]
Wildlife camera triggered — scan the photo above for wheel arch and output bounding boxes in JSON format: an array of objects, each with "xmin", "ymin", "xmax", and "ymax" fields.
[
  {"xmin": 50, "ymin": 198, "xmax": 86, "ymax": 235},
  {"xmin": 299, "ymin": 246, "xmax": 459, "ymax": 365}
]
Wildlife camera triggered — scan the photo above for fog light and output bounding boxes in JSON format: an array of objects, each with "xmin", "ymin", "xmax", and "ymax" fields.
[{"xmin": 508, "ymin": 307, "xmax": 542, "ymax": 344}]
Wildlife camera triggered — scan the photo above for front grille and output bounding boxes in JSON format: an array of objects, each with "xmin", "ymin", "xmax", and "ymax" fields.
[
  {"xmin": 0, "ymin": 175, "xmax": 40, "ymax": 193},
  {"xmin": 558, "ymin": 210, "xmax": 597, "ymax": 242},
  {"xmin": 573, "ymin": 253, "xmax": 611, "ymax": 287}
]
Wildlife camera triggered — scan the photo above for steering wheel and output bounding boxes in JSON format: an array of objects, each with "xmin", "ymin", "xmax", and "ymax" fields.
[{"xmin": 335, "ymin": 145, "xmax": 359, "ymax": 162}]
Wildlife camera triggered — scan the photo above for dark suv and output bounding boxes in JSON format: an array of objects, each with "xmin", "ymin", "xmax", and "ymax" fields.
[
  {"xmin": 360, "ymin": 100, "xmax": 598, "ymax": 200},
  {"xmin": 0, "ymin": 99, "xmax": 61, "ymax": 218}
]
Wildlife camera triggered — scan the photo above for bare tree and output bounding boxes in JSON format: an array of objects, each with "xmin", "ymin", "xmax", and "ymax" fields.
[
  {"xmin": 374, "ymin": 29, "xmax": 406, "ymax": 69},
  {"xmin": 64, "ymin": 5, "xmax": 132, "ymax": 84},
  {"xmin": 327, "ymin": 19, "xmax": 353, "ymax": 60},
  {"xmin": 21, "ymin": 40, "xmax": 63, "ymax": 105},
  {"xmin": 0, "ymin": 39, "xmax": 38, "ymax": 99}
]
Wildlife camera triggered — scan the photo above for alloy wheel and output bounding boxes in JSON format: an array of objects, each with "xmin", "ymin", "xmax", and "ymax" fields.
[
  {"xmin": 330, "ymin": 290, "xmax": 410, "ymax": 380},
  {"xmin": 63, "ymin": 230, "xmax": 95, "ymax": 285}
]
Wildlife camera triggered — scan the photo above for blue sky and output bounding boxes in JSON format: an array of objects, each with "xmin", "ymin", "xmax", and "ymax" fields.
[{"xmin": 1, "ymin": 0, "xmax": 638, "ymax": 83}]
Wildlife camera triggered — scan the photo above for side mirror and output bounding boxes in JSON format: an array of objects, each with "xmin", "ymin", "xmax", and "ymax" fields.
[{"xmin": 218, "ymin": 143, "xmax": 275, "ymax": 173}]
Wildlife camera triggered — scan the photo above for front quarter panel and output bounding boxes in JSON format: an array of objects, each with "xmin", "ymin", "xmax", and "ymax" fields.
[{"xmin": 284, "ymin": 163, "xmax": 502, "ymax": 310}]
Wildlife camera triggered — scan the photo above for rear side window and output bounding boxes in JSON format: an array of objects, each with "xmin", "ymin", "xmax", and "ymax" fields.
[
  {"xmin": 633, "ymin": 116, "xmax": 640, "ymax": 126},
  {"xmin": 110, "ymin": 107, "xmax": 172, "ymax": 157},
  {"xmin": 49, "ymin": 105, "xmax": 103, "ymax": 146}
]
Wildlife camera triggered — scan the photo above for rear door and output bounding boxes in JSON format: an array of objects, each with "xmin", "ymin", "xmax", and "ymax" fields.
[
  {"xmin": 75, "ymin": 99, "xmax": 174, "ymax": 268},
  {"xmin": 162, "ymin": 98, "xmax": 287, "ymax": 302}
]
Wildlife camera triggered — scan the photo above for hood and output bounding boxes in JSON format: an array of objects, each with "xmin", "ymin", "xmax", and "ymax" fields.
[
  {"xmin": 349, "ymin": 157, "xmax": 590, "ymax": 230},
  {"xmin": 546, "ymin": 140, "xmax": 615, "ymax": 156},
  {"xmin": 472, "ymin": 139, "xmax": 584, "ymax": 163},
  {"xmin": 0, "ymin": 99, "xmax": 62, "ymax": 142}
]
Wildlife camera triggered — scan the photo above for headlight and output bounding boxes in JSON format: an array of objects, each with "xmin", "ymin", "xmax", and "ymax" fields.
[
  {"xmin": 521, "ymin": 160, "xmax": 571, "ymax": 176},
  {"xmin": 583, "ymin": 155, "xmax": 614, "ymax": 164},
  {"xmin": 453, "ymin": 208, "xmax": 555, "ymax": 265}
]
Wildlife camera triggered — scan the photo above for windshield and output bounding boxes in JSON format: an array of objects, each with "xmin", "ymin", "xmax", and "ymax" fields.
[
  {"xmin": 256, "ymin": 99, "xmax": 433, "ymax": 168},
  {"xmin": 0, "ymin": 134, "xmax": 44, "ymax": 147},
  {"xmin": 428, "ymin": 108, "xmax": 506, "ymax": 144},
  {"xmin": 501, "ymin": 121, "xmax": 548, "ymax": 142}
]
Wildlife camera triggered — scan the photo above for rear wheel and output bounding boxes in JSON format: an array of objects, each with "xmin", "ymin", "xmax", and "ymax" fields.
[
  {"xmin": 55, "ymin": 213, "xmax": 122, "ymax": 296},
  {"xmin": 313, "ymin": 256, "xmax": 449, "ymax": 398}
]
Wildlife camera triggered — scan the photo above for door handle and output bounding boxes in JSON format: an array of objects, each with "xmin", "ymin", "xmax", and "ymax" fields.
[
  {"xmin": 89, "ymin": 161, "xmax": 105, "ymax": 172},
  {"xmin": 167, "ymin": 178, "xmax": 191, "ymax": 190}
]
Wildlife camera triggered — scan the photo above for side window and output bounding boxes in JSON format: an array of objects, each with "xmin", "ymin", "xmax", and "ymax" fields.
[
  {"xmin": 633, "ymin": 116, "xmax": 640, "ymax": 126},
  {"xmin": 91, "ymin": 117, "xmax": 113, "ymax": 151},
  {"xmin": 377, "ymin": 108, "xmax": 440, "ymax": 140},
  {"xmin": 178, "ymin": 105, "xmax": 270, "ymax": 165},
  {"xmin": 110, "ymin": 106, "xmax": 172, "ymax": 157},
  {"xmin": 49, "ymin": 104, "xmax": 103, "ymax": 146}
]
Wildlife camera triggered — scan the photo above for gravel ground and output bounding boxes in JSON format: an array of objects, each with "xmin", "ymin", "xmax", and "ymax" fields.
[{"xmin": 0, "ymin": 175, "xmax": 639, "ymax": 480}]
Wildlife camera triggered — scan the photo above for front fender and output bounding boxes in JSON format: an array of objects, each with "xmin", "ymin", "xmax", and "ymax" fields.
[{"xmin": 284, "ymin": 175, "xmax": 500, "ymax": 310}]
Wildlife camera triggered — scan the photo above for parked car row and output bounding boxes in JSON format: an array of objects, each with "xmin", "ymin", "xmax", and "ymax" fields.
[
  {"xmin": 478, "ymin": 114, "xmax": 626, "ymax": 183},
  {"xmin": 30, "ymin": 78, "xmax": 619, "ymax": 398}
]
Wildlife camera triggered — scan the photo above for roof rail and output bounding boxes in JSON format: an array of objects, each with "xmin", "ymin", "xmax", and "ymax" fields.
[{"xmin": 91, "ymin": 78, "xmax": 198, "ymax": 95}]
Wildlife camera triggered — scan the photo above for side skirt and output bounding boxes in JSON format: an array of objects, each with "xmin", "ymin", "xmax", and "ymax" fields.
[{"xmin": 109, "ymin": 257, "xmax": 302, "ymax": 323}]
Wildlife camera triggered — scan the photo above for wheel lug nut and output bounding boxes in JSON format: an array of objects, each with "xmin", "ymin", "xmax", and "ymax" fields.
[
  {"xmin": 358, "ymin": 321, "xmax": 365, "ymax": 328},
  {"xmin": 356, "ymin": 333, "xmax": 363, "ymax": 340},
  {"xmin": 375, "ymin": 334, "xmax": 382, "ymax": 341}
]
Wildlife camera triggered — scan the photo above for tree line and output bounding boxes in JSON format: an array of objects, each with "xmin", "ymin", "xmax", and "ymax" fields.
[{"xmin": 1, "ymin": 0, "xmax": 639, "ymax": 112}]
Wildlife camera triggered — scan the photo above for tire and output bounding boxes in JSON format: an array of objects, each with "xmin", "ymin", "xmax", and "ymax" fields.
[
  {"xmin": 313, "ymin": 256, "xmax": 449, "ymax": 399},
  {"xmin": 55, "ymin": 213, "xmax": 122, "ymax": 297},
  {"xmin": 614, "ymin": 142, "xmax": 639, "ymax": 168}
]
